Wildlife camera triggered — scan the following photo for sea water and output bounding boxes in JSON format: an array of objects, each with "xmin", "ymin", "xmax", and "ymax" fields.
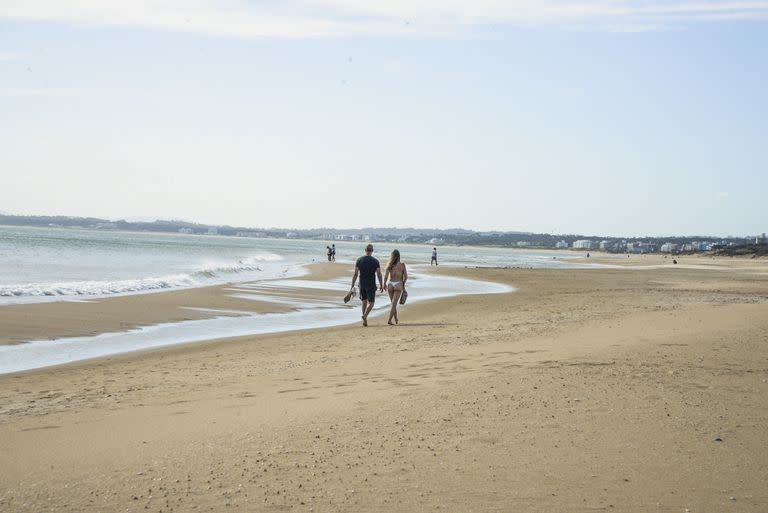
[
  {"xmin": 0, "ymin": 226, "xmax": 606, "ymax": 373},
  {"xmin": 0, "ymin": 225, "xmax": 600, "ymax": 303}
]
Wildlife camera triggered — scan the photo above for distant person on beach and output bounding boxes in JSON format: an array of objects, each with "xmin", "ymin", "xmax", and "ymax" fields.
[
  {"xmin": 331, "ymin": 244, "xmax": 336, "ymax": 262},
  {"xmin": 326, "ymin": 246, "xmax": 332, "ymax": 262},
  {"xmin": 350, "ymin": 244, "xmax": 384, "ymax": 327},
  {"xmin": 384, "ymin": 249, "xmax": 408, "ymax": 325},
  {"xmin": 431, "ymin": 247, "xmax": 438, "ymax": 266}
]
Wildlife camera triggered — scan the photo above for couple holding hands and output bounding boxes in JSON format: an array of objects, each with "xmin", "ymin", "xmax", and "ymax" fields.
[{"xmin": 349, "ymin": 244, "xmax": 407, "ymax": 327}]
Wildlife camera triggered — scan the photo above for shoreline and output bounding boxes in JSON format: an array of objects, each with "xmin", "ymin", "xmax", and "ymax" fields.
[
  {"xmin": 0, "ymin": 262, "xmax": 355, "ymax": 346},
  {"xmin": 0, "ymin": 236, "xmax": 649, "ymax": 309},
  {"xmin": 3, "ymin": 254, "xmax": 767, "ymax": 374},
  {"xmin": 0, "ymin": 263, "xmax": 512, "ymax": 374}
]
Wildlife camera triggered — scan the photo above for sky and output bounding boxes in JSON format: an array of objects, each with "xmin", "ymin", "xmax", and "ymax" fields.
[{"xmin": 1, "ymin": 1, "xmax": 766, "ymax": 237}]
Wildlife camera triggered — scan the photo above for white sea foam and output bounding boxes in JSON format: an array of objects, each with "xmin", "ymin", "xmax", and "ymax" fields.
[
  {"xmin": 193, "ymin": 253, "xmax": 284, "ymax": 276},
  {"xmin": 0, "ymin": 252, "xmax": 286, "ymax": 300},
  {"xmin": 0, "ymin": 274, "xmax": 198, "ymax": 298}
]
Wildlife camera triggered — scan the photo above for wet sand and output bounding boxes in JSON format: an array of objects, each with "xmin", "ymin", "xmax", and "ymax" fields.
[
  {"xmin": 1, "ymin": 261, "xmax": 767, "ymax": 512},
  {"xmin": 0, "ymin": 263, "xmax": 350, "ymax": 345}
]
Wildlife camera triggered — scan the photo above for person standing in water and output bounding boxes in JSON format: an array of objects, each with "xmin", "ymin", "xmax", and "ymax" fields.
[
  {"xmin": 331, "ymin": 244, "xmax": 336, "ymax": 262},
  {"xmin": 350, "ymin": 244, "xmax": 384, "ymax": 327},
  {"xmin": 431, "ymin": 247, "xmax": 438, "ymax": 266},
  {"xmin": 384, "ymin": 249, "xmax": 407, "ymax": 325}
]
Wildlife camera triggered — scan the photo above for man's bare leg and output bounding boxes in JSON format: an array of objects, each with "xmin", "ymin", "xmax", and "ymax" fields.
[{"xmin": 362, "ymin": 300, "xmax": 375, "ymax": 326}]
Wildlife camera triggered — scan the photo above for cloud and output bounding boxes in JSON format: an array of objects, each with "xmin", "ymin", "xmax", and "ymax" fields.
[
  {"xmin": 0, "ymin": 0, "xmax": 767, "ymax": 38},
  {"xmin": 0, "ymin": 1, "xmax": 404, "ymax": 38},
  {"xmin": 0, "ymin": 52, "xmax": 22, "ymax": 61},
  {"xmin": 0, "ymin": 88, "xmax": 84, "ymax": 97}
]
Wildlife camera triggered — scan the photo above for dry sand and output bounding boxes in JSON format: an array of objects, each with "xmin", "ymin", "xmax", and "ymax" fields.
[{"xmin": 1, "ymin": 261, "xmax": 768, "ymax": 512}]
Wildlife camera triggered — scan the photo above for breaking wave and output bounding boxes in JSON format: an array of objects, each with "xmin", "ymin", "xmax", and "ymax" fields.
[
  {"xmin": 192, "ymin": 253, "xmax": 282, "ymax": 278},
  {"xmin": 0, "ymin": 275, "xmax": 198, "ymax": 297},
  {"xmin": 0, "ymin": 252, "xmax": 284, "ymax": 298}
]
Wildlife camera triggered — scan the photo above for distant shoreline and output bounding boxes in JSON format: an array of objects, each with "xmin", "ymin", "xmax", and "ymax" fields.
[{"xmin": 2, "ymin": 216, "xmax": 759, "ymax": 253}]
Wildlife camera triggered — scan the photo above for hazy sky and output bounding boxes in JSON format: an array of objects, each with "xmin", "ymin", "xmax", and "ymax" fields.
[{"xmin": 1, "ymin": 1, "xmax": 766, "ymax": 236}]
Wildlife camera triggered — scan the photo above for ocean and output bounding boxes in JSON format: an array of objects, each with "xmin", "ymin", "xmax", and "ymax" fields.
[{"xmin": 0, "ymin": 225, "xmax": 597, "ymax": 303}]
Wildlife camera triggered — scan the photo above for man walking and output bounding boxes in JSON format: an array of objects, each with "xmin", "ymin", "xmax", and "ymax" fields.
[
  {"xmin": 431, "ymin": 247, "xmax": 438, "ymax": 266},
  {"xmin": 351, "ymin": 244, "xmax": 384, "ymax": 327}
]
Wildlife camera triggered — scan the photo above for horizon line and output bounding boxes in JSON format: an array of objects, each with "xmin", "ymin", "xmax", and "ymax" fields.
[{"xmin": 0, "ymin": 212, "xmax": 762, "ymax": 240}]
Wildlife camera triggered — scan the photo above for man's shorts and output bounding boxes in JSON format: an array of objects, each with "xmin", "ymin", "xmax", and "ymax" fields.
[{"xmin": 359, "ymin": 285, "xmax": 376, "ymax": 303}]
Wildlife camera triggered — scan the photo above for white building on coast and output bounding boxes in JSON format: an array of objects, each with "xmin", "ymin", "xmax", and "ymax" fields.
[
  {"xmin": 660, "ymin": 243, "xmax": 679, "ymax": 253},
  {"xmin": 692, "ymin": 241, "xmax": 713, "ymax": 251},
  {"xmin": 626, "ymin": 242, "xmax": 656, "ymax": 253},
  {"xmin": 572, "ymin": 240, "xmax": 595, "ymax": 250}
]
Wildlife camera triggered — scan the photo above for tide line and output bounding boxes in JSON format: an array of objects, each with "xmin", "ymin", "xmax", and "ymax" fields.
[{"xmin": 0, "ymin": 273, "xmax": 514, "ymax": 375}]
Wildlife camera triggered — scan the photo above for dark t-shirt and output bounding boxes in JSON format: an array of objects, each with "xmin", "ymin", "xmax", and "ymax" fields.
[{"xmin": 356, "ymin": 255, "xmax": 380, "ymax": 289}]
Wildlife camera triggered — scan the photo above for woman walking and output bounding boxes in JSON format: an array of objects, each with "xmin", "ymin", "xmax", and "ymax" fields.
[{"xmin": 383, "ymin": 249, "xmax": 408, "ymax": 325}]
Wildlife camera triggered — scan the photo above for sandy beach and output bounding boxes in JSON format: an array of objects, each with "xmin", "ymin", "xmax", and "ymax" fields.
[{"xmin": 2, "ymin": 258, "xmax": 768, "ymax": 512}]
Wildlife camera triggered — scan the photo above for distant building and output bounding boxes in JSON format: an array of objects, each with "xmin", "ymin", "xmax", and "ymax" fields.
[
  {"xmin": 516, "ymin": 241, "xmax": 530, "ymax": 247},
  {"xmin": 555, "ymin": 240, "xmax": 569, "ymax": 249},
  {"xmin": 757, "ymin": 233, "xmax": 767, "ymax": 245},
  {"xmin": 178, "ymin": 228, "xmax": 193, "ymax": 234},
  {"xmin": 660, "ymin": 243, "xmax": 678, "ymax": 253},
  {"xmin": 286, "ymin": 232, "xmax": 299, "ymax": 238},
  {"xmin": 626, "ymin": 242, "xmax": 656, "ymax": 254},
  {"xmin": 691, "ymin": 241, "xmax": 712, "ymax": 251},
  {"xmin": 572, "ymin": 240, "xmax": 595, "ymax": 250}
]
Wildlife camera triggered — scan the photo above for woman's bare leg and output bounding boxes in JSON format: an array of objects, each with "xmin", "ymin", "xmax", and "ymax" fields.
[
  {"xmin": 386, "ymin": 285, "xmax": 396, "ymax": 325},
  {"xmin": 388, "ymin": 290, "xmax": 402, "ymax": 325}
]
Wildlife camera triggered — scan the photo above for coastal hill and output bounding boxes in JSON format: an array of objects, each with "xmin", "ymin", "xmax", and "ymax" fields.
[{"xmin": 0, "ymin": 214, "xmax": 762, "ymax": 254}]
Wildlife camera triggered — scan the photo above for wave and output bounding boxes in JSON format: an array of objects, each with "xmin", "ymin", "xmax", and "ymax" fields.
[
  {"xmin": 0, "ymin": 275, "xmax": 198, "ymax": 298},
  {"xmin": 0, "ymin": 252, "xmax": 285, "ymax": 298},
  {"xmin": 192, "ymin": 253, "xmax": 282, "ymax": 278}
]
